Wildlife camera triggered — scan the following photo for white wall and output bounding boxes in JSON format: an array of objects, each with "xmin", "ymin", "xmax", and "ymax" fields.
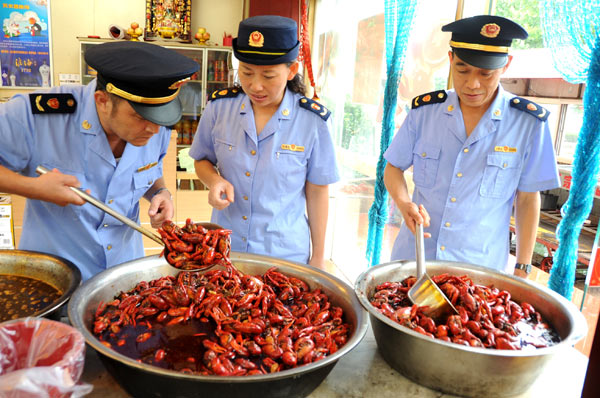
[{"xmin": 1, "ymin": 0, "xmax": 242, "ymax": 99}]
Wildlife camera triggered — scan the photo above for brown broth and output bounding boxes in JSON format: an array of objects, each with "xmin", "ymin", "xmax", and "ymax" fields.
[
  {"xmin": 99, "ymin": 318, "xmax": 215, "ymax": 373},
  {"xmin": 0, "ymin": 274, "xmax": 63, "ymax": 322}
]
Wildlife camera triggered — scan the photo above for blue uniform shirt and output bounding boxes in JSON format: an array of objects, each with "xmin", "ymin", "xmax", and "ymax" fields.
[
  {"xmin": 0, "ymin": 81, "xmax": 170, "ymax": 280},
  {"xmin": 384, "ymin": 86, "xmax": 560, "ymax": 272},
  {"xmin": 189, "ymin": 88, "xmax": 339, "ymax": 263}
]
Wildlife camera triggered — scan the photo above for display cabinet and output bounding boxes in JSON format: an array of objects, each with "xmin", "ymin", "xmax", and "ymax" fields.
[{"xmin": 78, "ymin": 38, "xmax": 234, "ymax": 190}]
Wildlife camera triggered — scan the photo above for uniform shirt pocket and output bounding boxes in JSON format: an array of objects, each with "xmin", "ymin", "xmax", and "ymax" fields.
[
  {"xmin": 214, "ymin": 137, "xmax": 245, "ymax": 177},
  {"xmin": 412, "ymin": 143, "xmax": 441, "ymax": 189},
  {"xmin": 215, "ymin": 138, "xmax": 236, "ymax": 156},
  {"xmin": 274, "ymin": 149, "xmax": 307, "ymax": 188},
  {"xmin": 479, "ymin": 153, "xmax": 521, "ymax": 199},
  {"xmin": 275, "ymin": 149, "xmax": 307, "ymax": 172},
  {"xmin": 132, "ymin": 167, "xmax": 162, "ymax": 206}
]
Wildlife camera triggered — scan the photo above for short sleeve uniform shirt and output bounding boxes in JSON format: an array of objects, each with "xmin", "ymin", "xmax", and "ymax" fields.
[
  {"xmin": 384, "ymin": 86, "xmax": 560, "ymax": 272},
  {"xmin": 189, "ymin": 88, "xmax": 339, "ymax": 263},
  {"xmin": 0, "ymin": 81, "xmax": 171, "ymax": 280}
]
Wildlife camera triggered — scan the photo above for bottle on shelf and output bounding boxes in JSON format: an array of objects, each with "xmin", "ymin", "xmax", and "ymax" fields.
[
  {"xmin": 216, "ymin": 60, "xmax": 222, "ymax": 82},
  {"xmin": 182, "ymin": 119, "xmax": 192, "ymax": 145},
  {"xmin": 174, "ymin": 120, "xmax": 183, "ymax": 145},
  {"xmin": 208, "ymin": 63, "xmax": 214, "ymax": 82},
  {"xmin": 190, "ymin": 118, "xmax": 199, "ymax": 141},
  {"xmin": 220, "ymin": 60, "xmax": 227, "ymax": 82}
]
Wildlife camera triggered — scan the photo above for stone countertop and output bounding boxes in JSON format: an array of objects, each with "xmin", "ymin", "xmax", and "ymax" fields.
[{"xmin": 79, "ymin": 327, "xmax": 589, "ymax": 398}]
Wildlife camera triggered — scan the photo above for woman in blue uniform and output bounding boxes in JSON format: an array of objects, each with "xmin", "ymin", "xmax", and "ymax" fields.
[{"xmin": 189, "ymin": 15, "xmax": 339, "ymax": 268}]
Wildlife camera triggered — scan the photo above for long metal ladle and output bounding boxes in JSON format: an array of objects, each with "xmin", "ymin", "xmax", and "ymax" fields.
[
  {"xmin": 407, "ymin": 223, "xmax": 458, "ymax": 320},
  {"xmin": 35, "ymin": 165, "xmax": 220, "ymax": 272},
  {"xmin": 36, "ymin": 165, "xmax": 164, "ymax": 245}
]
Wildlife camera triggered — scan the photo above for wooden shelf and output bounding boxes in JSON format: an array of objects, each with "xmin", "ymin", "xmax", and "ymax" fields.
[
  {"xmin": 177, "ymin": 171, "xmax": 197, "ymax": 180},
  {"xmin": 176, "ymin": 171, "xmax": 206, "ymax": 191}
]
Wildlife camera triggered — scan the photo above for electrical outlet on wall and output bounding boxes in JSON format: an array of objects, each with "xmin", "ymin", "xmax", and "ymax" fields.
[{"xmin": 58, "ymin": 73, "xmax": 80, "ymax": 85}]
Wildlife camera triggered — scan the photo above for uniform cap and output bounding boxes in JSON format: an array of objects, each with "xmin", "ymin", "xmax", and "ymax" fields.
[
  {"xmin": 442, "ymin": 15, "xmax": 528, "ymax": 69},
  {"xmin": 233, "ymin": 15, "xmax": 300, "ymax": 65},
  {"xmin": 85, "ymin": 41, "xmax": 199, "ymax": 126}
]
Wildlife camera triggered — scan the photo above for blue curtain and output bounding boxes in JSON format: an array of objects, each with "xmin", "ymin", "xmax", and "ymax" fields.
[
  {"xmin": 365, "ymin": 0, "xmax": 418, "ymax": 266},
  {"xmin": 540, "ymin": 0, "xmax": 600, "ymax": 299}
]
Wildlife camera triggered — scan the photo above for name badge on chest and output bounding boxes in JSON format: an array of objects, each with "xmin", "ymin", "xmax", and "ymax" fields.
[
  {"xmin": 136, "ymin": 161, "xmax": 158, "ymax": 172},
  {"xmin": 281, "ymin": 144, "xmax": 304, "ymax": 152},
  {"xmin": 494, "ymin": 146, "xmax": 517, "ymax": 153}
]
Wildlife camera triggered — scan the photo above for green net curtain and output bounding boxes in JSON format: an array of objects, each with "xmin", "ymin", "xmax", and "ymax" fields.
[
  {"xmin": 540, "ymin": 0, "xmax": 600, "ymax": 299},
  {"xmin": 365, "ymin": 0, "xmax": 417, "ymax": 266}
]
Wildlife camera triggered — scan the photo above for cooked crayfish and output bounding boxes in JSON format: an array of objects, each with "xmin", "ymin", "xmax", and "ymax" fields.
[
  {"xmin": 93, "ymin": 263, "xmax": 350, "ymax": 376},
  {"xmin": 159, "ymin": 219, "xmax": 232, "ymax": 270},
  {"xmin": 370, "ymin": 273, "xmax": 559, "ymax": 350}
]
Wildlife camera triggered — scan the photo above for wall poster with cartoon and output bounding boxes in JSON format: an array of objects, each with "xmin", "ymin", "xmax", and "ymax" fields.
[{"xmin": 0, "ymin": 0, "xmax": 51, "ymax": 88}]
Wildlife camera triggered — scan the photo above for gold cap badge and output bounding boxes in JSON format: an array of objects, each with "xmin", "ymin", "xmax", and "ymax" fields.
[
  {"xmin": 249, "ymin": 31, "xmax": 264, "ymax": 48},
  {"xmin": 481, "ymin": 23, "xmax": 501, "ymax": 38}
]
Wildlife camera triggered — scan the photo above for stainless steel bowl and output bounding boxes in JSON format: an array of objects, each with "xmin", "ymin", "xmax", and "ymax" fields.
[
  {"xmin": 68, "ymin": 252, "xmax": 368, "ymax": 398},
  {"xmin": 354, "ymin": 260, "xmax": 588, "ymax": 398},
  {"xmin": 0, "ymin": 249, "xmax": 81, "ymax": 320}
]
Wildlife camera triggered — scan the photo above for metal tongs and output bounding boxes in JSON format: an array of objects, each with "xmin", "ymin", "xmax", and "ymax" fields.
[
  {"xmin": 35, "ymin": 165, "xmax": 219, "ymax": 272},
  {"xmin": 407, "ymin": 223, "xmax": 458, "ymax": 320}
]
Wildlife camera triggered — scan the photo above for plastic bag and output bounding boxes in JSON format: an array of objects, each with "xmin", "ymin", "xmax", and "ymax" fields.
[{"xmin": 0, "ymin": 317, "xmax": 93, "ymax": 398}]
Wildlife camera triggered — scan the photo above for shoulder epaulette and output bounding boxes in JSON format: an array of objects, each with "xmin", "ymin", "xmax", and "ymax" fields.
[
  {"xmin": 209, "ymin": 88, "xmax": 241, "ymax": 101},
  {"xmin": 509, "ymin": 97, "xmax": 549, "ymax": 121},
  {"xmin": 29, "ymin": 93, "xmax": 77, "ymax": 114},
  {"xmin": 411, "ymin": 90, "xmax": 447, "ymax": 109},
  {"xmin": 299, "ymin": 97, "xmax": 330, "ymax": 121}
]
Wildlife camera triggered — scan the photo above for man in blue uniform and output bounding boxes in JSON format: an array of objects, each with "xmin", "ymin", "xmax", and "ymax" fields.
[
  {"xmin": 190, "ymin": 16, "xmax": 339, "ymax": 268},
  {"xmin": 384, "ymin": 15, "xmax": 560, "ymax": 277},
  {"xmin": 0, "ymin": 41, "xmax": 198, "ymax": 280}
]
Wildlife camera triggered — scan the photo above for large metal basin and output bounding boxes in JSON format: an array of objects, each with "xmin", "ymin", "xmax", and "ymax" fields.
[
  {"xmin": 68, "ymin": 252, "xmax": 368, "ymax": 398},
  {"xmin": 354, "ymin": 260, "xmax": 588, "ymax": 398},
  {"xmin": 0, "ymin": 249, "xmax": 81, "ymax": 321}
]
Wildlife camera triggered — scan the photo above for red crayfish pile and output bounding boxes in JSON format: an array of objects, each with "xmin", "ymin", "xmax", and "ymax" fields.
[
  {"xmin": 92, "ymin": 263, "xmax": 350, "ymax": 376},
  {"xmin": 370, "ymin": 274, "xmax": 559, "ymax": 350},
  {"xmin": 158, "ymin": 219, "xmax": 232, "ymax": 270}
]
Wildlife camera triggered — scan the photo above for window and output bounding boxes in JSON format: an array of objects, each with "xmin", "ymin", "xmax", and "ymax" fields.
[
  {"xmin": 313, "ymin": 0, "xmax": 457, "ymax": 272},
  {"xmin": 493, "ymin": 0, "xmax": 585, "ymax": 164},
  {"xmin": 558, "ymin": 104, "xmax": 584, "ymax": 160}
]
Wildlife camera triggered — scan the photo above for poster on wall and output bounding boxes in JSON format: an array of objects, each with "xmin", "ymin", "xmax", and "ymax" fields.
[{"xmin": 0, "ymin": 0, "xmax": 51, "ymax": 88}]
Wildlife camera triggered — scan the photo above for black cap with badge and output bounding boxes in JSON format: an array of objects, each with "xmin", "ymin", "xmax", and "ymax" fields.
[
  {"xmin": 442, "ymin": 15, "xmax": 528, "ymax": 69},
  {"xmin": 233, "ymin": 15, "xmax": 300, "ymax": 65},
  {"xmin": 85, "ymin": 41, "xmax": 199, "ymax": 126}
]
